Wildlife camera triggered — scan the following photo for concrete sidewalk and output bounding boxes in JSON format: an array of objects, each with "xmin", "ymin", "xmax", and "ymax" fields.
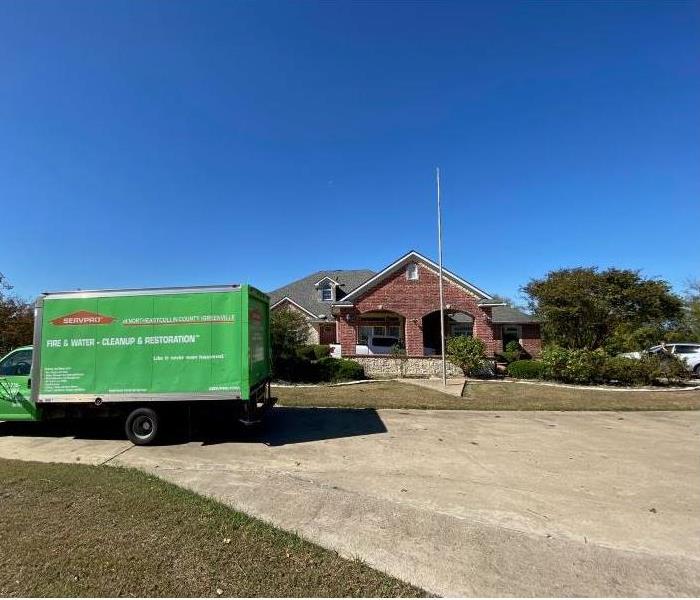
[
  {"xmin": 1, "ymin": 409, "xmax": 699, "ymax": 596},
  {"xmin": 400, "ymin": 376, "xmax": 466, "ymax": 396}
]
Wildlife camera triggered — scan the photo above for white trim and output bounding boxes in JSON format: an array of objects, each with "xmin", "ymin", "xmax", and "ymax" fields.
[
  {"xmin": 270, "ymin": 296, "xmax": 318, "ymax": 318},
  {"xmin": 313, "ymin": 276, "xmax": 341, "ymax": 287},
  {"xmin": 477, "ymin": 302, "xmax": 507, "ymax": 307},
  {"xmin": 336, "ymin": 251, "xmax": 493, "ymax": 303},
  {"xmin": 39, "ymin": 284, "xmax": 245, "ymax": 300}
]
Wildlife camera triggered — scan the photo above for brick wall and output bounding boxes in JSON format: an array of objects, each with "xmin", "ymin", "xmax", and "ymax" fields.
[
  {"xmin": 337, "ymin": 261, "xmax": 500, "ymax": 356},
  {"xmin": 521, "ymin": 324, "xmax": 542, "ymax": 357}
]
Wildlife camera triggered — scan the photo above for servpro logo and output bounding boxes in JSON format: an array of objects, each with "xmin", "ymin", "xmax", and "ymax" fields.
[{"xmin": 51, "ymin": 311, "xmax": 115, "ymax": 326}]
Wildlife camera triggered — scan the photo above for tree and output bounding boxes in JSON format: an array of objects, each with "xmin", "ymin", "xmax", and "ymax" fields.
[
  {"xmin": 490, "ymin": 294, "xmax": 529, "ymax": 313},
  {"xmin": 0, "ymin": 274, "xmax": 34, "ymax": 356},
  {"xmin": 270, "ymin": 307, "xmax": 309, "ymax": 364},
  {"xmin": 389, "ymin": 343, "xmax": 408, "ymax": 377},
  {"xmin": 523, "ymin": 267, "xmax": 683, "ymax": 351},
  {"xmin": 446, "ymin": 336, "xmax": 486, "ymax": 376},
  {"xmin": 682, "ymin": 279, "xmax": 700, "ymax": 341}
]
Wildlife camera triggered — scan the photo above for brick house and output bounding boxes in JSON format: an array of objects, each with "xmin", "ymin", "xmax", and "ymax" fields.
[{"xmin": 269, "ymin": 251, "xmax": 540, "ymax": 376}]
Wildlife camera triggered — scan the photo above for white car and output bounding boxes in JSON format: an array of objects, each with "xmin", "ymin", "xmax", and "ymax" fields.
[{"xmin": 620, "ymin": 343, "xmax": 700, "ymax": 376}]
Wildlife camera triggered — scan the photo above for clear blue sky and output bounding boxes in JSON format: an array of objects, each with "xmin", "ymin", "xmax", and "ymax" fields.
[{"xmin": 2, "ymin": 1, "xmax": 698, "ymax": 303}]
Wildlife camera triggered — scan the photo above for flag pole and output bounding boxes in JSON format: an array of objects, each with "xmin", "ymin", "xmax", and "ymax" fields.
[{"xmin": 436, "ymin": 167, "xmax": 447, "ymax": 386}]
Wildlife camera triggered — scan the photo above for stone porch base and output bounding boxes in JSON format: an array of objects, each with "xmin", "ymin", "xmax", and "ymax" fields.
[{"xmin": 348, "ymin": 355, "xmax": 464, "ymax": 378}]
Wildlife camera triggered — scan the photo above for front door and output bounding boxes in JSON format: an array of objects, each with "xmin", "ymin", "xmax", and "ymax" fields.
[
  {"xmin": 0, "ymin": 348, "xmax": 38, "ymax": 421},
  {"xmin": 320, "ymin": 324, "xmax": 337, "ymax": 345}
]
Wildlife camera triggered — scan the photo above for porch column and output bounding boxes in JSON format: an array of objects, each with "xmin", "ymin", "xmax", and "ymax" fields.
[
  {"xmin": 474, "ymin": 308, "xmax": 497, "ymax": 356},
  {"xmin": 405, "ymin": 315, "xmax": 423, "ymax": 356},
  {"xmin": 337, "ymin": 309, "xmax": 358, "ymax": 356}
]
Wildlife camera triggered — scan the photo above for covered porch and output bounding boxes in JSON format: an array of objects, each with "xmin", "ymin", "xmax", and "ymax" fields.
[{"xmin": 421, "ymin": 309, "xmax": 474, "ymax": 356}]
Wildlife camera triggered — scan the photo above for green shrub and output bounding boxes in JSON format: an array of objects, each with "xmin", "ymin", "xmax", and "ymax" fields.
[
  {"xmin": 499, "ymin": 340, "xmax": 524, "ymax": 363},
  {"xmin": 312, "ymin": 344, "xmax": 332, "ymax": 360},
  {"xmin": 296, "ymin": 344, "xmax": 332, "ymax": 361},
  {"xmin": 274, "ymin": 356, "xmax": 364, "ymax": 383},
  {"xmin": 273, "ymin": 356, "xmax": 317, "ymax": 382},
  {"xmin": 296, "ymin": 345, "xmax": 317, "ymax": 361},
  {"xmin": 446, "ymin": 336, "xmax": 487, "ymax": 376},
  {"xmin": 566, "ymin": 348, "xmax": 607, "ymax": 384},
  {"xmin": 507, "ymin": 360, "xmax": 545, "ymax": 379},
  {"xmin": 271, "ymin": 309, "xmax": 309, "ymax": 363},
  {"xmin": 601, "ymin": 356, "xmax": 650, "ymax": 386},
  {"xmin": 540, "ymin": 345, "xmax": 607, "ymax": 384},
  {"xmin": 640, "ymin": 353, "xmax": 690, "ymax": 384},
  {"xmin": 317, "ymin": 357, "xmax": 365, "ymax": 382}
]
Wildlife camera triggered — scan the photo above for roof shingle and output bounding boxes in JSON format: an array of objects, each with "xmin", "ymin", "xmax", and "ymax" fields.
[{"xmin": 269, "ymin": 270, "xmax": 375, "ymax": 320}]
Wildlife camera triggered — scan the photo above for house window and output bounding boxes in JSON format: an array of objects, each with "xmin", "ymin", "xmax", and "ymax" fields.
[
  {"xmin": 451, "ymin": 323, "xmax": 473, "ymax": 338},
  {"xmin": 320, "ymin": 284, "xmax": 333, "ymax": 302},
  {"xmin": 358, "ymin": 326, "xmax": 374, "ymax": 345},
  {"xmin": 359, "ymin": 325, "xmax": 402, "ymax": 344},
  {"xmin": 406, "ymin": 263, "xmax": 419, "ymax": 280}
]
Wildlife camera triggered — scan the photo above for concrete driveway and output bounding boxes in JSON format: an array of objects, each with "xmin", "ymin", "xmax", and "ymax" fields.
[{"xmin": 1, "ymin": 408, "xmax": 699, "ymax": 597}]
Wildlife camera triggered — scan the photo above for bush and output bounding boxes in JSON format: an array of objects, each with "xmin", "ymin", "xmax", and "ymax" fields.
[
  {"xmin": 296, "ymin": 345, "xmax": 316, "ymax": 361},
  {"xmin": 498, "ymin": 341, "xmax": 527, "ymax": 364},
  {"xmin": 271, "ymin": 308, "xmax": 309, "ymax": 367},
  {"xmin": 273, "ymin": 356, "xmax": 317, "ymax": 382},
  {"xmin": 316, "ymin": 357, "xmax": 365, "ymax": 382},
  {"xmin": 296, "ymin": 344, "xmax": 332, "ymax": 361},
  {"xmin": 540, "ymin": 345, "xmax": 607, "ymax": 384},
  {"xmin": 446, "ymin": 336, "xmax": 487, "ymax": 376},
  {"xmin": 507, "ymin": 360, "xmax": 545, "ymax": 379},
  {"xmin": 312, "ymin": 344, "xmax": 332, "ymax": 359},
  {"xmin": 601, "ymin": 356, "xmax": 651, "ymax": 386},
  {"xmin": 274, "ymin": 356, "xmax": 364, "ymax": 383},
  {"xmin": 640, "ymin": 353, "xmax": 690, "ymax": 384}
]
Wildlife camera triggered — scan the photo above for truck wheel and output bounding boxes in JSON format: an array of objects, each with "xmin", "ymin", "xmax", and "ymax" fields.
[
  {"xmin": 125, "ymin": 407, "xmax": 159, "ymax": 445},
  {"xmin": 694, "ymin": 364, "xmax": 700, "ymax": 379}
]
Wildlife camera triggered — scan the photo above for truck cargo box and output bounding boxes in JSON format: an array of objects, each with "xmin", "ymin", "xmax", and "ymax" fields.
[{"xmin": 31, "ymin": 284, "xmax": 271, "ymax": 405}]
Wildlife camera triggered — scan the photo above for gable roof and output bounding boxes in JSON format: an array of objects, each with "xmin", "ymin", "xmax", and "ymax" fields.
[
  {"xmin": 336, "ymin": 250, "xmax": 493, "ymax": 304},
  {"xmin": 268, "ymin": 252, "xmax": 537, "ymax": 324},
  {"xmin": 269, "ymin": 269, "xmax": 375, "ymax": 319},
  {"xmin": 491, "ymin": 305, "xmax": 539, "ymax": 324}
]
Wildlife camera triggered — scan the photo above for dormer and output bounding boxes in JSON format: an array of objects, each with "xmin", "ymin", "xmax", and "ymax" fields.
[{"xmin": 314, "ymin": 276, "xmax": 340, "ymax": 302}]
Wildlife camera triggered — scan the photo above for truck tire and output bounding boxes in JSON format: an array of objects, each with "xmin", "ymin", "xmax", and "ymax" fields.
[
  {"xmin": 694, "ymin": 364, "xmax": 700, "ymax": 378},
  {"xmin": 125, "ymin": 407, "xmax": 159, "ymax": 445}
]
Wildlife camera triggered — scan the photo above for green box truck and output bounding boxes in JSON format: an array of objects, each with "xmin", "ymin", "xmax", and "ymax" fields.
[{"xmin": 0, "ymin": 284, "xmax": 274, "ymax": 444}]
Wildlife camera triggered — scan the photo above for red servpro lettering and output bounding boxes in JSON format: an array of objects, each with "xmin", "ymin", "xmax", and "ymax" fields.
[{"xmin": 51, "ymin": 311, "xmax": 115, "ymax": 326}]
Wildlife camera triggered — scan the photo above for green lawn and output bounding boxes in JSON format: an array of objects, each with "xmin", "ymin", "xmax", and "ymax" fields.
[
  {"xmin": 274, "ymin": 380, "xmax": 700, "ymax": 411},
  {"xmin": 275, "ymin": 381, "xmax": 468, "ymax": 410},
  {"xmin": 462, "ymin": 381, "xmax": 700, "ymax": 410},
  {"xmin": 0, "ymin": 459, "xmax": 424, "ymax": 598}
]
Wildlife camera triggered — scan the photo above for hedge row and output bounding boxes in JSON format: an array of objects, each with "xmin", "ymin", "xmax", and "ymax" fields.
[
  {"xmin": 507, "ymin": 346, "xmax": 689, "ymax": 386},
  {"xmin": 273, "ymin": 356, "xmax": 364, "ymax": 383}
]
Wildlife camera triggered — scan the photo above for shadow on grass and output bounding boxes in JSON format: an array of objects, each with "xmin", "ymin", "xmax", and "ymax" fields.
[{"xmin": 0, "ymin": 406, "xmax": 388, "ymax": 447}]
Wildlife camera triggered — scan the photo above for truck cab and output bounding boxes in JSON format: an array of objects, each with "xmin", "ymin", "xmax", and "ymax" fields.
[{"xmin": 0, "ymin": 345, "xmax": 38, "ymax": 421}]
